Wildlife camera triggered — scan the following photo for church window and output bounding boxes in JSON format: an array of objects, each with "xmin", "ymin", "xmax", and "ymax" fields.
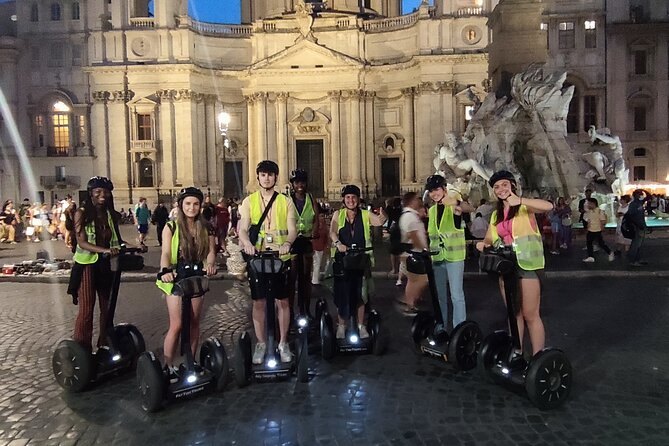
[
  {"xmin": 634, "ymin": 50, "xmax": 647, "ymax": 75},
  {"xmin": 583, "ymin": 96, "xmax": 597, "ymax": 130},
  {"xmin": 634, "ymin": 106, "xmax": 647, "ymax": 131},
  {"xmin": 138, "ymin": 158, "xmax": 154, "ymax": 187},
  {"xmin": 584, "ymin": 20, "xmax": 596, "ymax": 49},
  {"xmin": 633, "ymin": 166, "xmax": 646, "ymax": 181},
  {"xmin": 558, "ymin": 22, "xmax": 575, "ymax": 49},
  {"xmin": 52, "ymin": 114, "xmax": 70, "ymax": 155},
  {"xmin": 35, "ymin": 115, "xmax": 45, "ymax": 147},
  {"xmin": 30, "ymin": 3, "xmax": 39, "ymax": 22},
  {"xmin": 634, "ymin": 148, "xmax": 647, "ymax": 157},
  {"xmin": 49, "ymin": 42, "xmax": 64, "ymax": 67},
  {"xmin": 72, "ymin": 2, "xmax": 80, "ymax": 20},
  {"xmin": 51, "ymin": 3, "xmax": 62, "ymax": 21},
  {"xmin": 137, "ymin": 114, "xmax": 153, "ymax": 140}
]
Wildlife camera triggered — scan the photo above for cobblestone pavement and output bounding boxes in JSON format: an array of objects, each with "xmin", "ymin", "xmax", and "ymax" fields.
[{"xmin": 0, "ymin": 276, "xmax": 667, "ymax": 445}]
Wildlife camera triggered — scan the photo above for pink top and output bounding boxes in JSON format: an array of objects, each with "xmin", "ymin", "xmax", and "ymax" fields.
[{"xmin": 496, "ymin": 207, "xmax": 538, "ymax": 245}]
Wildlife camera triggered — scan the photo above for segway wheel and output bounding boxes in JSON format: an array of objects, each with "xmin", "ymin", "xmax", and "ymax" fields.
[
  {"xmin": 314, "ymin": 299, "xmax": 327, "ymax": 324},
  {"xmin": 525, "ymin": 349, "xmax": 572, "ymax": 410},
  {"xmin": 52, "ymin": 340, "xmax": 93, "ymax": 393},
  {"xmin": 296, "ymin": 337, "xmax": 308, "ymax": 383},
  {"xmin": 320, "ymin": 313, "xmax": 335, "ymax": 360},
  {"xmin": 115, "ymin": 324, "xmax": 146, "ymax": 367},
  {"xmin": 234, "ymin": 332, "xmax": 252, "ymax": 388},
  {"xmin": 136, "ymin": 352, "xmax": 165, "ymax": 412},
  {"xmin": 200, "ymin": 337, "xmax": 230, "ymax": 392},
  {"xmin": 448, "ymin": 321, "xmax": 482, "ymax": 371},
  {"xmin": 477, "ymin": 331, "xmax": 512, "ymax": 383},
  {"xmin": 411, "ymin": 312, "xmax": 435, "ymax": 346},
  {"xmin": 368, "ymin": 311, "xmax": 385, "ymax": 356}
]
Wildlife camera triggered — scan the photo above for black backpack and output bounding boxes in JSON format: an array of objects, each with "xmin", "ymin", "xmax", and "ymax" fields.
[{"xmin": 620, "ymin": 213, "xmax": 636, "ymax": 240}]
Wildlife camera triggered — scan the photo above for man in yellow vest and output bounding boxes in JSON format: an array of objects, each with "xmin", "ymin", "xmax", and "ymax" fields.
[
  {"xmin": 239, "ymin": 160, "xmax": 297, "ymax": 364},
  {"xmin": 329, "ymin": 185, "xmax": 387, "ymax": 339},
  {"xmin": 425, "ymin": 175, "xmax": 475, "ymax": 330},
  {"xmin": 288, "ymin": 169, "xmax": 319, "ymax": 319}
]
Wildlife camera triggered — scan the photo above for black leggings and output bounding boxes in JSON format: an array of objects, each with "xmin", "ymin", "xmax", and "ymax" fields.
[{"xmin": 586, "ymin": 231, "xmax": 611, "ymax": 257}]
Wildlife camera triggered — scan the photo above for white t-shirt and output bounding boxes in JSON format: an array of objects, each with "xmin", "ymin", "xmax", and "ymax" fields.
[
  {"xmin": 399, "ymin": 207, "xmax": 427, "ymax": 250},
  {"xmin": 470, "ymin": 215, "xmax": 489, "ymax": 239}
]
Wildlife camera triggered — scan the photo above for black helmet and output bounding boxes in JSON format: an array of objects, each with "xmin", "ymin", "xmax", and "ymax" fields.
[
  {"xmin": 256, "ymin": 160, "xmax": 279, "ymax": 175},
  {"xmin": 425, "ymin": 175, "xmax": 446, "ymax": 191},
  {"xmin": 488, "ymin": 170, "xmax": 517, "ymax": 188},
  {"xmin": 290, "ymin": 169, "xmax": 308, "ymax": 183},
  {"xmin": 341, "ymin": 184, "xmax": 361, "ymax": 197},
  {"xmin": 87, "ymin": 176, "xmax": 114, "ymax": 192},
  {"xmin": 177, "ymin": 186, "xmax": 204, "ymax": 204}
]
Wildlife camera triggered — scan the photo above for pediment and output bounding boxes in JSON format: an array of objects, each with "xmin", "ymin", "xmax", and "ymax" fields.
[
  {"xmin": 251, "ymin": 39, "xmax": 363, "ymax": 71},
  {"xmin": 127, "ymin": 96, "xmax": 158, "ymax": 107}
]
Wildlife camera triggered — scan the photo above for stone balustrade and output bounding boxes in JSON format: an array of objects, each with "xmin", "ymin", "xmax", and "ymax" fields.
[
  {"xmin": 190, "ymin": 19, "xmax": 253, "ymax": 36},
  {"xmin": 455, "ymin": 7, "xmax": 486, "ymax": 17},
  {"xmin": 362, "ymin": 11, "xmax": 419, "ymax": 32},
  {"xmin": 129, "ymin": 17, "xmax": 155, "ymax": 28}
]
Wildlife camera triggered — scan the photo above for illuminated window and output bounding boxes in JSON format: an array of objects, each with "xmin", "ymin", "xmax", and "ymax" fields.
[
  {"xmin": 137, "ymin": 114, "xmax": 153, "ymax": 140},
  {"xmin": 584, "ymin": 21, "xmax": 596, "ymax": 48},
  {"xmin": 30, "ymin": 3, "xmax": 39, "ymax": 22},
  {"xmin": 52, "ymin": 114, "xmax": 70, "ymax": 154},
  {"xmin": 558, "ymin": 22, "xmax": 575, "ymax": 49},
  {"xmin": 51, "ymin": 2, "xmax": 61, "ymax": 21}
]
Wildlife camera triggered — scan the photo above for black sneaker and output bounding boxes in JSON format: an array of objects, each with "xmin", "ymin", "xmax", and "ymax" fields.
[
  {"xmin": 402, "ymin": 306, "xmax": 419, "ymax": 317},
  {"xmin": 164, "ymin": 365, "xmax": 179, "ymax": 384}
]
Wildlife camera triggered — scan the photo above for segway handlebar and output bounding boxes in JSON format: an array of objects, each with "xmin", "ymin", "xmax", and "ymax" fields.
[
  {"xmin": 172, "ymin": 275, "xmax": 210, "ymax": 298},
  {"xmin": 346, "ymin": 244, "xmax": 374, "ymax": 253}
]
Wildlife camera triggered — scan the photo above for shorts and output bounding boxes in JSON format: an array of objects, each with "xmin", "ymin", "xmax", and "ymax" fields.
[
  {"xmin": 517, "ymin": 268, "xmax": 544, "ymax": 280},
  {"xmin": 138, "ymin": 224, "xmax": 149, "ymax": 234},
  {"xmin": 247, "ymin": 259, "xmax": 289, "ymax": 301}
]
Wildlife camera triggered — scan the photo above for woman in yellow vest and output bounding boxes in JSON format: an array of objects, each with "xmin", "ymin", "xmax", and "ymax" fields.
[
  {"xmin": 156, "ymin": 187, "xmax": 217, "ymax": 377},
  {"xmin": 288, "ymin": 169, "xmax": 319, "ymax": 318},
  {"xmin": 238, "ymin": 160, "xmax": 297, "ymax": 365},
  {"xmin": 476, "ymin": 170, "xmax": 554, "ymax": 355},
  {"xmin": 329, "ymin": 185, "xmax": 387, "ymax": 339},
  {"xmin": 67, "ymin": 177, "xmax": 124, "ymax": 351},
  {"xmin": 425, "ymin": 175, "xmax": 475, "ymax": 329}
]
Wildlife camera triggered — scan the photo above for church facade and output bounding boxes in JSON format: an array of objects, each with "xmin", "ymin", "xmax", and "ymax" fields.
[{"xmin": 0, "ymin": 0, "xmax": 496, "ymax": 205}]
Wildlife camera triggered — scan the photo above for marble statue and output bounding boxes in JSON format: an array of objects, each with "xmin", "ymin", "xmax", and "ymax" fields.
[{"xmin": 432, "ymin": 65, "xmax": 629, "ymax": 198}]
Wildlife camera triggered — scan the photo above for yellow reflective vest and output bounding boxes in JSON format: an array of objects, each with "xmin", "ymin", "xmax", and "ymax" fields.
[
  {"xmin": 156, "ymin": 221, "xmax": 179, "ymax": 295},
  {"xmin": 249, "ymin": 191, "xmax": 290, "ymax": 261},
  {"xmin": 427, "ymin": 204, "xmax": 466, "ymax": 262},
  {"xmin": 73, "ymin": 211, "xmax": 120, "ymax": 264},
  {"xmin": 489, "ymin": 205, "xmax": 545, "ymax": 271}
]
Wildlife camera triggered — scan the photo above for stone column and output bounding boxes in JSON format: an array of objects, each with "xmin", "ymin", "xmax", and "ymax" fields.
[
  {"xmin": 255, "ymin": 92, "xmax": 268, "ymax": 161},
  {"xmin": 205, "ymin": 95, "xmax": 218, "ymax": 192},
  {"xmin": 275, "ymin": 92, "xmax": 289, "ymax": 186},
  {"xmin": 245, "ymin": 95, "xmax": 257, "ymax": 192},
  {"xmin": 194, "ymin": 93, "xmax": 208, "ymax": 187},
  {"xmin": 363, "ymin": 91, "xmax": 377, "ymax": 196},
  {"xmin": 107, "ymin": 90, "xmax": 133, "ymax": 202},
  {"xmin": 348, "ymin": 90, "xmax": 362, "ymax": 183},
  {"xmin": 172, "ymin": 89, "xmax": 198, "ymax": 186},
  {"xmin": 91, "ymin": 91, "xmax": 110, "ymax": 177},
  {"xmin": 402, "ymin": 87, "xmax": 415, "ymax": 184},
  {"xmin": 157, "ymin": 89, "xmax": 176, "ymax": 189},
  {"xmin": 328, "ymin": 91, "xmax": 342, "ymax": 192}
]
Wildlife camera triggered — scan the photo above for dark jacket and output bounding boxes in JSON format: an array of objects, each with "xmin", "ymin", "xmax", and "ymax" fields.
[
  {"xmin": 152, "ymin": 205, "xmax": 169, "ymax": 225},
  {"xmin": 627, "ymin": 199, "xmax": 646, "ymax": 229}
]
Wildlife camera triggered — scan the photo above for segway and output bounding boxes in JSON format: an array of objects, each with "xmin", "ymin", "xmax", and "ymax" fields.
[
  {"xmin": 291, "ymin": 235, "xmax": 327, "ymax": 341},
  {"xmin": 408, "ymin": 250, "xmax": 481, "ymax": 371},
  {"xmin": 52, "ymin": 246, "xmax": 146, "ymax": 392},
  {"xmin": 478, "ymin": 246, "xmax": 572, "ymax": 410},
  {"xmin": 234, "ymin": 249, "xmax": 309, "ymax": 386},
  {"xmin": 320, "ymin": 245, "xmax": 384, "ymax": 358},
  {"xmin": 136, "ymin": 265, "xmax": 229, "ymax": 412}
]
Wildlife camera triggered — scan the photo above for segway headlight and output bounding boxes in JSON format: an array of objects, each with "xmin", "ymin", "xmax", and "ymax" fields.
[
  {"xmin": 267, "ymin": 358, "xmax": 277, "ymax": 369},
  {"xmin": 428, "ymin": 339, "xmax": 436, "ymax": 347},
  {"xmin": 349, "ymin": 334, "xmax": 359, "ymax": 344},
  {"xmin": 112, "ymin": 354, "xmax": 121, "ymax": 362},
  {"xmin": 186, "ymin": 374, "xmax": 197, "ymax": 384},
  {"xmin": 297, "ymin": 317, "xmax": 308, "ymax": 328},
  {"xmin": 501, "ymin": 367, "xmax": 510, "ymax": 375}
]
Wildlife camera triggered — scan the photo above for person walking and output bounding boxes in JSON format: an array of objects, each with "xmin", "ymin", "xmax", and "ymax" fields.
[
  {"xmin": 425, "ymin": 175, "xmax": 474, "ymax": 330},
  {"xmin": 134, "ymin": 197, "xmax": 151, "ymax": 247},
  {"xmin": 151, "ymin": 201, "xmax": 170, "ymax": 246},
  {"xmin": 311, "ymin": 207, "xmax": 330, "ymax": 285},
  {"xmin": 214, "ymin": 198, "xmax": 231, "ymax": 255},
  {"xmin": 582, "ymin": 198, "xmax": 614, "ymax": 263},
  {"xmin": 626, "ymin": 189, "xmax": 647, "ymax": 266},
  {"xmin": 0, "ymin": 200, "xmax": 18, "ymax": 244},
  {"xmin": 398, "ymin": 191, "xmax": 428, "ymax": 315}
]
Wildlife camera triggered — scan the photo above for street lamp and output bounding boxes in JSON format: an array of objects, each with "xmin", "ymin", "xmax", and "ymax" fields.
[{"xmin": 218, "ymin": 111, "xmax": 231, "ymax": 151}]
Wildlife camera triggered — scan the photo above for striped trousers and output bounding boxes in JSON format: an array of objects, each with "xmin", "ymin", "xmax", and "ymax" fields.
[{"xmin": 73, "ymin": 265, "xmax": 110, "ymax": 350}]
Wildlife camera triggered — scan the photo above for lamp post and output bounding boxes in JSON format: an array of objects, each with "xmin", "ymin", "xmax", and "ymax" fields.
[{"xmin": 217, "ymin": 110, "xmax": 231, "ymax": 198}]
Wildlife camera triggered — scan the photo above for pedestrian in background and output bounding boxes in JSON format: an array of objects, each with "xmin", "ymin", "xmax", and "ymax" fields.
[
  {"xmin": 134, "ymin": 197, "xmax": 151, "ymax": 247},
  {"xmin": 626, "ymin": 189, "xmax": 647, "ymax": 267},
  {"xmin": 556, "ymin": 197, "xmax": 572, "ymax": 250},
  {"xmin": 399, "ymin": 191, "xmax": 428, "ymax": 315},
  {"xmin": 614, "ymin": 194, "xmax": 631, "ymax": 256},
  {"xmin": 152, "ymin": 201, "xmax": 169, "ymax": 246},
  {"xmin": 214, "ymin": 198, "xmax": 231, "ymax": 255},
  {"xmin": 582, "ymin": 198, "xmax": 614, "ymax": 263},
  {"xmin": 0, "ymin": 200, "xmax": 18, "ymax": 244},
  {"xmin": 311, "ymin": 206, "xmax": 330, "ymax": 285}
]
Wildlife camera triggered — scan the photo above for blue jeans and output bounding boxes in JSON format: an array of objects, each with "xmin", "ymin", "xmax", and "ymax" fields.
[{"xmin": 432, "ymin": 260, "xmax": 466, "ymax": 329}]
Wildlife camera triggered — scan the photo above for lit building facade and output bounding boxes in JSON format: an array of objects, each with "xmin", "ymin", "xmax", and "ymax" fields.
[{"xmin": 1, "ymin": 0, "xmax": 497, "ymax": 205}]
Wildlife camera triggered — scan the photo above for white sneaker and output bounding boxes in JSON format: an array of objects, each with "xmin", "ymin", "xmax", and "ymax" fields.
[
  {"xmin": 582, "ymin": 257, "xmax": 595, "ymax": 263},
  {"xmin": 358, "ymin": 324, "xmax": 370, "ymax": 339},
  {"xmin": 278, "ymin": 342, "xmax": 293, "ymax": 363},
  {"xmin": 608, "ymin": 252, "xmax": 615, "ymax": 262},
  {"xmin": 336, "ymin": 324, "xmax": 346, "ymax": 339},
  {"xmin": 395, "ymin": 279, "xmax": 402, "ymax": 286},
  {"xmin": 252, "ymin": 342, "xmax": 266, "ymax": 365}
]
